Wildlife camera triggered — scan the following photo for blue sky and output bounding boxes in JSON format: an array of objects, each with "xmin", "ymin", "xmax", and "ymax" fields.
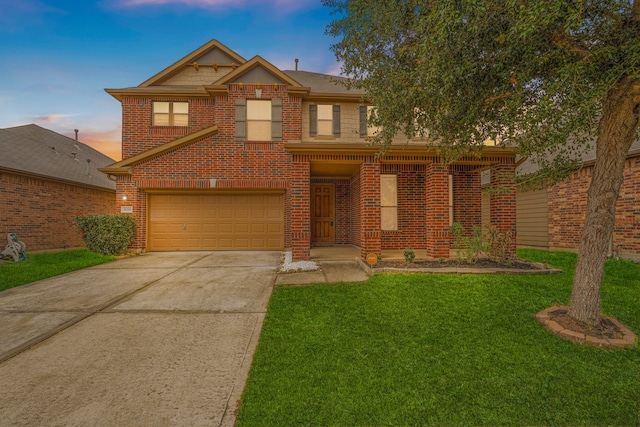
[{"xmin": 0, "ymin": 0, "xmax": 341, "ymax": 160}]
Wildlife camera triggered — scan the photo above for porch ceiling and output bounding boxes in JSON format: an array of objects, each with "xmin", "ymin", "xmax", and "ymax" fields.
[{"xmin": 310, "ymin": 160, "xmax": 361, "ymax": 178}]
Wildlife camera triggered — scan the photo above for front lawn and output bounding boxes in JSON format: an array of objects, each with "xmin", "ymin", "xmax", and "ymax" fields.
[
  {"xmin": 237, "ymin": 250, "xmax": 640, "ymax": 426},
  {"xmin": 0, "ymin": 249, "xmax": 115, "ymax": 292}
]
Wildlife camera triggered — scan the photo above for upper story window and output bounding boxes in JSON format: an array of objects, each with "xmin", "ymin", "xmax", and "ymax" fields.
[
  {"xmin": 360, "ymin": 106, "xmax": 381, "ymax": 137},
  {"xmin": 247, "ymin": 100, "xmax": 272, "ymax": 141},
  {"xmin": 310, "ymin": 104, "xmax": 340, "ymax": 137},
  {"xmin": 234, "ymin": 98, "xmax": 282, "ymax": 142},
  {"xmin": 153, "ymin": 101, "xmax": 188, "ymax": 126}
]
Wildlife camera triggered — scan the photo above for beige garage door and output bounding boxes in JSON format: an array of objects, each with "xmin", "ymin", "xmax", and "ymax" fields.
[{"xmin": 148, "ymin": 193, "xmax": 284, "ymax": 251}]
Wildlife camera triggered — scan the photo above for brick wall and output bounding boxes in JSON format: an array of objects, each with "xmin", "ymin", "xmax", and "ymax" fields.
[
  {"xmin": 1, "ymin": 171, "xmax": 115, "ymax": 251},
  {"xmin": 117, "ymin": 84, "xmax": 301, "ymax": 252},
  {"xmin": 548, "ymin": 155, "xmax": 640, "ymax": 261},
  {"xmin": 380, "ymin": 164, "xmax": 427, "ymax": 250},
  {"xmin": 452, "ymin": 167, "xmax": 482, "ymax": 231}
]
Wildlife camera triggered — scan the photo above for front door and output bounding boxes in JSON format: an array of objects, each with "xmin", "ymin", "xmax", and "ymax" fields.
[{"xmin": 311, "ymin": 184, "xmax": 335, "ymax": 243}]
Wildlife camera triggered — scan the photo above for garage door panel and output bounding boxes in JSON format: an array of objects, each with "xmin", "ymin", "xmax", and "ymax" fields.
[{"xmin": 149, "ymin": 193, "xmax": 283, "ymax": 251}]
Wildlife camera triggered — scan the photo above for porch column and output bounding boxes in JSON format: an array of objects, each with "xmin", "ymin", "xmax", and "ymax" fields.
[
  {"xmin": 359, "ymin": 160, "xmax": 381, "ymax": 259},
  {"xmin": 490, "ymin": 160, "xmax": 517, "ymax": 256},
  {"xmin": 425, "ymin": 163, "xmax": 451, "ymax": 258},
  {"xmin": 290, "ymin": 157, "xmax": 311, "ymax": 261}
]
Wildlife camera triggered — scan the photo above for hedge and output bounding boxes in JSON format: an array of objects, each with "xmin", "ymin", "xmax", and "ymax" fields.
[{"xmin": 76, "ymin": 214, "xmax": 136, "ymax": 255}]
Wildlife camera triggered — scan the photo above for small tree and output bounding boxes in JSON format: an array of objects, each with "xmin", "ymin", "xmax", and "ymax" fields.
[{"xmin": 324, "ymin": 0, "xmax": 640, "ymax": 327}]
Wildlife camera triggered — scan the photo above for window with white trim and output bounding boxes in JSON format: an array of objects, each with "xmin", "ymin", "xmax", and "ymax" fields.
[
  {"xmin": 153, "ymin": 101, "xmax": 188, "ymax": 126},
  {"xmin": 381, "ymin": 174, "xmax": 398, "ymax": 231}
]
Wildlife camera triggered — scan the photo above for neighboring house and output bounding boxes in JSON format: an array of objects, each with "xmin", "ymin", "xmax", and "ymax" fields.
[
  {"xmin": 0, "ymin": 124, "xmax": 116, "ymax": 251},
  {"xmin": 508, "ymin": 141, "xmax": 639, "ymax": 262},
  {"xmin": 100, "ymin": 40, "xmax": 518, "ymax": 261}
]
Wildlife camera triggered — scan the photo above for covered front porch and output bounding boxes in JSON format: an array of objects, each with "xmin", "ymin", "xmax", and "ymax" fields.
[{"xmin": 285, "ymin": 144, "xmax": 517, "ymax": 262}]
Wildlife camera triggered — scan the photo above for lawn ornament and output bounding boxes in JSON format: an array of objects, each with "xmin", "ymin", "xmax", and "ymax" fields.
[{"xmin": 0, "ymin": 233, "xmax": 27, "ymax": 261}]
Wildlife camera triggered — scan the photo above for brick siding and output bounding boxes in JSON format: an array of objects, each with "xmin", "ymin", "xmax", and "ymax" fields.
[
  {"xmin": 548, "ymin": 156, "xmax": 640, "ymax": 261},
  {"xmin": 1, "ymin": 171, "xmax": 115, "ymax": 251}
]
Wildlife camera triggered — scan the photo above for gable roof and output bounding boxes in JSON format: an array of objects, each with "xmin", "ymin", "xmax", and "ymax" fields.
[
  {"xmin": 283, "ymin": 70, "xmax": 365, "ymax": 95},
  {"xmin": 99, "ymin": 125, "xmax": 219, "ymax": 175},
  {"xmin": 212, "ymin": 56, "xmax": 302, "ymax": 87},
  {"xmin": 105, "ymin": 40, "xmax": 366, "ymax": 101},
  {"xmin": 140, "ymin": 39, "xmax": 247, "ymax": 87},
  {"xmin": 0, "ymin": 124, "xmax": 116, "ymax": 190}
]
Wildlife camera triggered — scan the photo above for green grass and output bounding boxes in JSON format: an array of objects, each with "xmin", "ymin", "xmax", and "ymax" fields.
[
  {"xmin": 0, "ymin": 249, "xmax": 115, "ymax": 292},
  {"xmin": 237, "ymin": 250, "xmax": 640, "ymax": 426}
]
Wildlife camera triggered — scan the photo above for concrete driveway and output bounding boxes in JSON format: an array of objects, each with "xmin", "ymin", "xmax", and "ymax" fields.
[{"xmin": 0, "ymin": 251, "xmax": 281, "ymax": 427}]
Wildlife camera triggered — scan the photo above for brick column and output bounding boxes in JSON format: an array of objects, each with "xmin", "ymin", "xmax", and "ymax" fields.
[
  {"xmin": 359, "ymin": 160, "xmax": 381, "ymax": 259},
  {"xmin": 116, "ymin": 175, "xmax": 145, "ymax": 250},
  {"xmin": 490, "ymin": 160, "xmax": 517, "ymax": 256},
  {"xmin": 290, "ymin": 157, "xmax": 311, "ymax": 260},
  {"xmin": 425, "ymin": 163, "xmax": 451, "ymax": 258}
]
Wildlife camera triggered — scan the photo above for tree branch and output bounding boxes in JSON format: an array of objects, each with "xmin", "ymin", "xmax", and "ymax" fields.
[{"xmin": 550, "ymin": 31, "xmax": 590, "ymax": 59}]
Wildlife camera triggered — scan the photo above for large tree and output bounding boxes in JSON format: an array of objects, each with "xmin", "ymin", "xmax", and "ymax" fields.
[{"xmin": 324, "ymin": 0, "xmax": 640, "ymax": 326}]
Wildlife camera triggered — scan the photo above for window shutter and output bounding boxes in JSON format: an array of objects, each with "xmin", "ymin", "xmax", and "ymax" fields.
[
  {"xmin": 309, "ymin": 104, "xmax": 317, "ymax": 137},
  {"xmin": 235, "ymin": 98, "xmax": 246, "ymax": 141},
  {"xmin": 271, "ymin": 98, "xmax": 282, "ymax": 141},
  {"xmin": 332, "ymin": 105, "xmax": 341, "ymax": 137},
  {"xmin": 359, "ymin": 106, "xmax": 368, "ymax": 137}
]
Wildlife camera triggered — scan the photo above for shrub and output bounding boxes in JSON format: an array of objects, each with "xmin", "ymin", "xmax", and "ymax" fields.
[
  {"xmin": 76, "ymin": 214, "xmax": 136, "ymax": 255},
  {"xmin": 403, "ymin": 249, "xmax": 416, "ymax": 264},
  {"xmin": 485, "ymin": 224, "xmax": 514, "ymax": 264},
  {"xmin": 449, "ymin": 222, "xmax": 486, "ymax": 262}
]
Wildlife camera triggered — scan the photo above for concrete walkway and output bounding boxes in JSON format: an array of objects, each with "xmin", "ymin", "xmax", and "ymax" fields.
[
  {"xmin": 275, "ymin": 260, "xmax": 370, "ymax": 285},
  {"xmin": 0, "ymin": 251, "xmax": 280, "ymax": 427}
]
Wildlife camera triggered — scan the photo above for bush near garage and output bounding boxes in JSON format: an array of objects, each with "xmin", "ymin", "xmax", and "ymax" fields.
[{"xmin": 76, "ymin": 214, "xmax": 135, "ymax": 255}]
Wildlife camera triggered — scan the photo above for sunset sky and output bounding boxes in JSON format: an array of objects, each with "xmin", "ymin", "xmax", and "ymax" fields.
[{"xmin": 0, "ymin": 0, "xmax": 341, "ymax": 161}]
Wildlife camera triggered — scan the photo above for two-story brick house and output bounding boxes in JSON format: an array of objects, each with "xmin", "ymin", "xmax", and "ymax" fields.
[{"xmin": 100, "ymin": 40, "xmax": 517, "ymax": 261}]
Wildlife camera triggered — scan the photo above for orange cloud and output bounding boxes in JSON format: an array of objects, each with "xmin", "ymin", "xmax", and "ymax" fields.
[{"xmin": 65, "ymin": 127, "xmax": 122, "ymax": 161}]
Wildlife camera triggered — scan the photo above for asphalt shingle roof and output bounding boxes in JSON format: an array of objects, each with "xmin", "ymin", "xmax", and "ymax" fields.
[
  {"xmin": 0, "ymin": 124, "xmax": 116, "ymax": 190},
  {"xmin": 283, "ymin": 70, "xmax": 365, "ymax": 95}
]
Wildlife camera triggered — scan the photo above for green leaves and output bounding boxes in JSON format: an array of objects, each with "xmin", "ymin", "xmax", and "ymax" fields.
[
  {"xmin": 324, "ymin": 0, "xmax": 639, "ymax": 181},
  {"xmin": 75, "ymin": 214, "xmax": 136, "ymax": 256}
]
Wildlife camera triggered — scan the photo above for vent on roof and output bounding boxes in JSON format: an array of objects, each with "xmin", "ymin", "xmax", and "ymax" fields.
[
  {"xmin": 71, "ymin": 152, "xmax": 79, "ymax": 161},
  {"xmin": 50, "ymin": 146, "xmax": 60, "ymax": 155},
  {"xmin": 86, "ymin": 159, "xmax": 91, "ymax": 177}
]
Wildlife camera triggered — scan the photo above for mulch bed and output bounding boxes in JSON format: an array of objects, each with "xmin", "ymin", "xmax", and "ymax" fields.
[
  {"xmin": 536, "ymin": 305, "xmax": 637, "ymax": 348},
  {"xmin": 377, "ymin": 258, "xmax": 539, "ymax": 270},
  {"xmin": 549, "ymin": 308, "xmax": 623, "ymax": 340}
]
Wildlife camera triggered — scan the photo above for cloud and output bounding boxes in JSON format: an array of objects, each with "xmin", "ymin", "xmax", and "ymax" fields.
[
  {"xmin": 20, "ymin": 114, "xmax": 122, "ymax": 160},
  {"xmin": 31, "ymin": 114, "xmax": 78, "ymax": 125},
  {"xmin": 69, "ymin": 127, "xmax": 123, "ymax": 161},
  {"xmin": 113, "ymin": 0, "xmax": 316, "ymax": 11}
]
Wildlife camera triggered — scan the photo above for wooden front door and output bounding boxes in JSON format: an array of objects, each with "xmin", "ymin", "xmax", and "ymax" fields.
[{"xmin": 311, "ymin": 184, "xmax": 335, "ymax": 243}]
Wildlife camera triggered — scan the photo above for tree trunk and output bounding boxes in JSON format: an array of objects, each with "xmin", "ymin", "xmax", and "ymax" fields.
[{"xmin": 568, "ymin": 77, "xmax": 640, "ymax": 326}]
